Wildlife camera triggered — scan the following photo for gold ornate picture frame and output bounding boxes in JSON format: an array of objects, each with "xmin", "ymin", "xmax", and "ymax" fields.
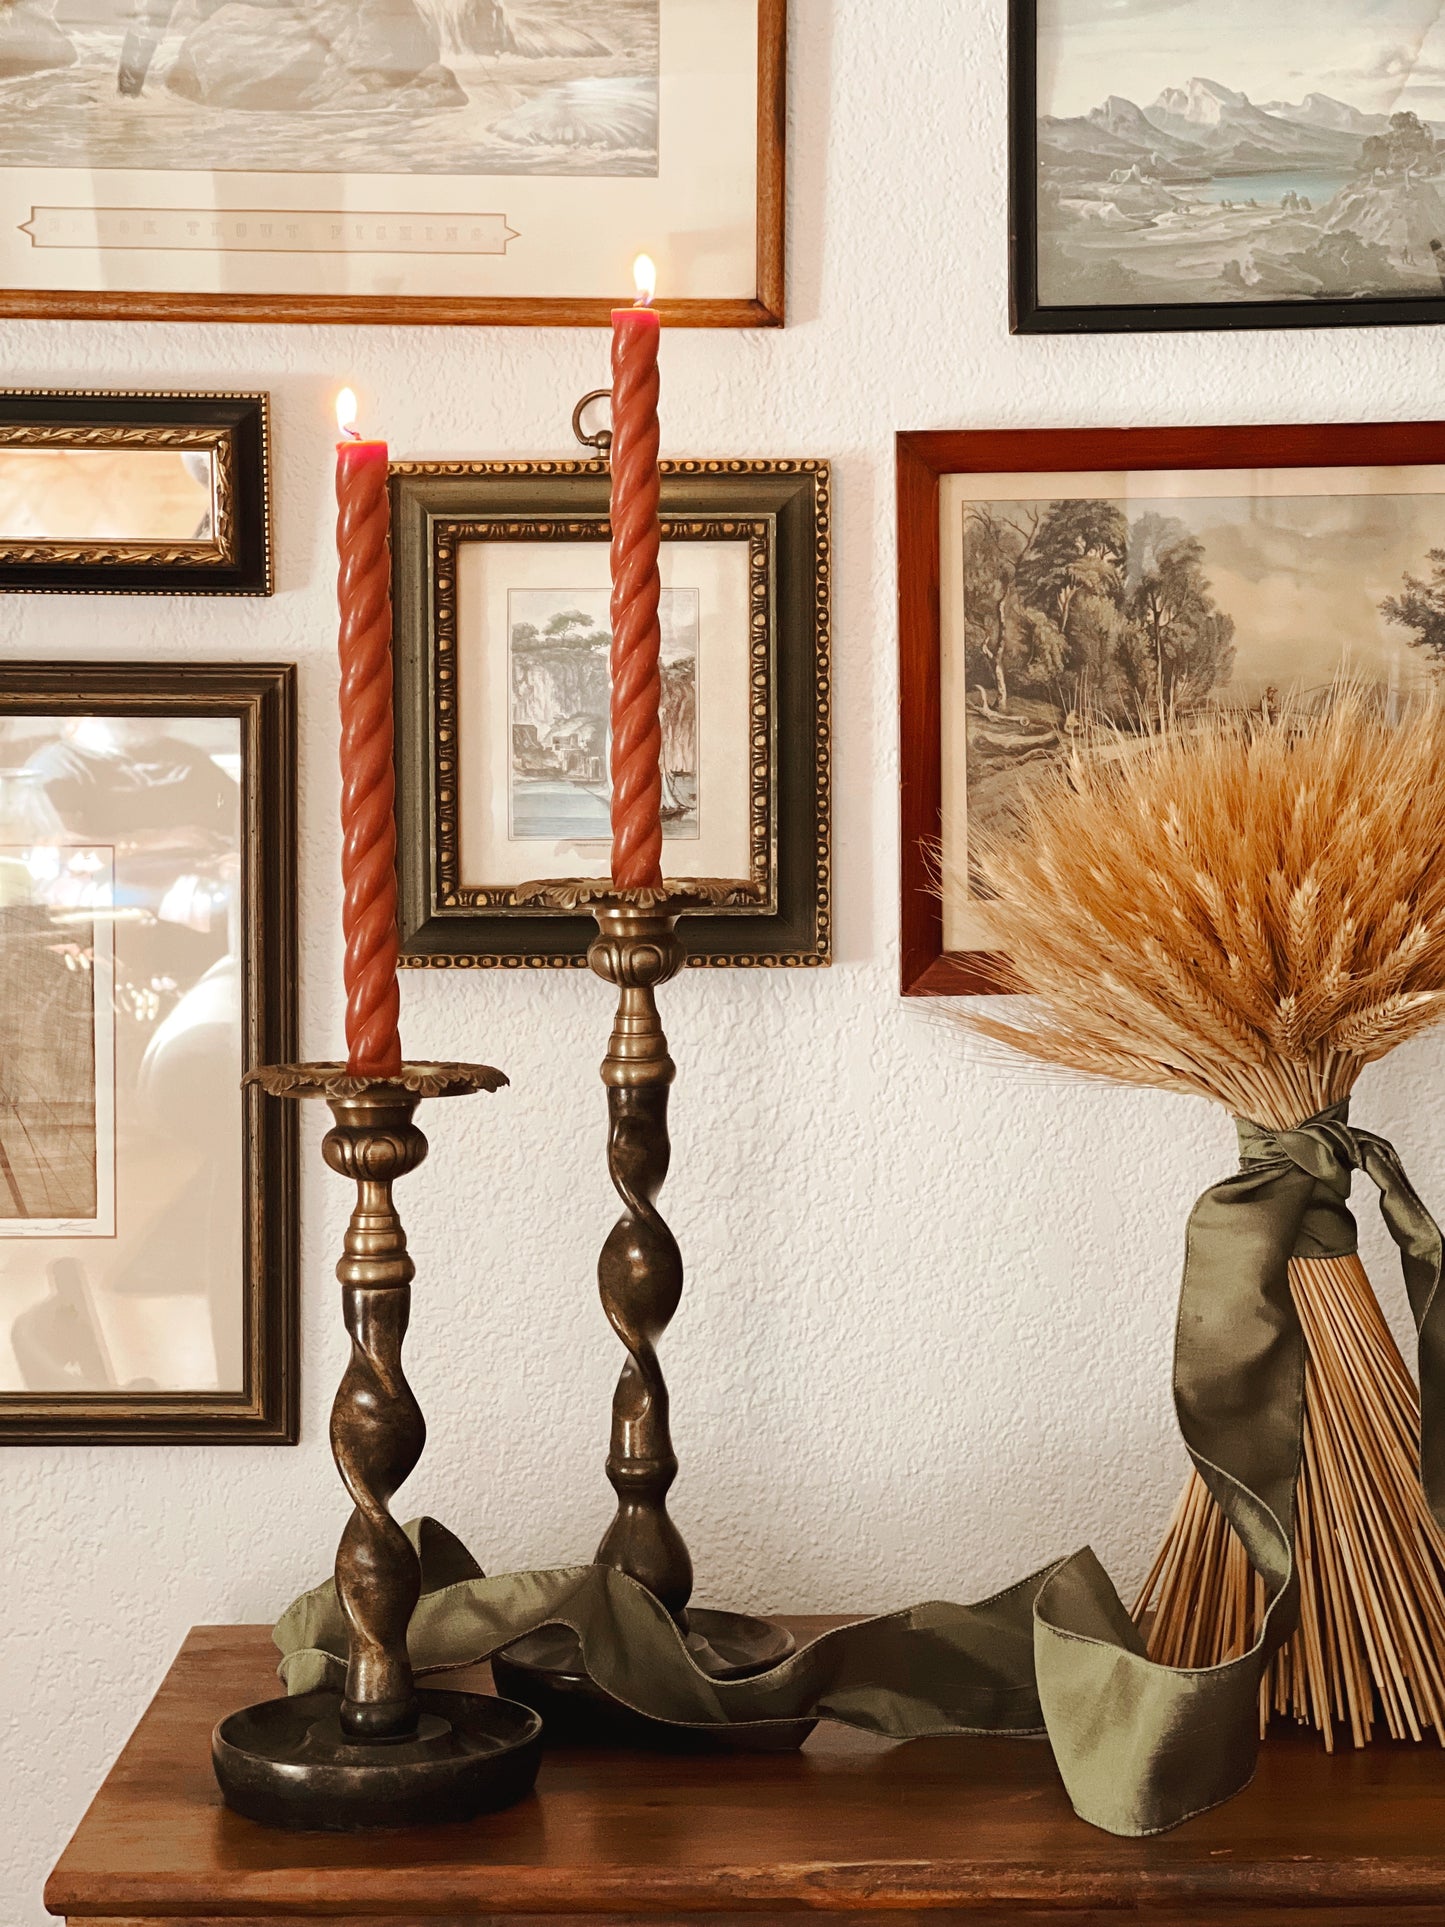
[
  {"xmin": 390, "ymin": 459, "xmax": 831, "ymax": 969},
  {"xmin": 0, "ymin": 392, "xmax": 271, "ymax": 595}
]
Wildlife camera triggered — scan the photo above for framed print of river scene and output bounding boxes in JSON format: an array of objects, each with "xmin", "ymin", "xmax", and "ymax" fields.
[
  {"xmin": 898, "ymin": 424, "xmax": 1445, "ymax": 994},
  {"xmin": 508, "ymin": 584, "xmax": 701, "ymax": 844},
  {"xmin": 1012, "ymin": 0, "xmax": 1445, "ymax": 331},
  {"xmin": 0, "ymin": 0, "xmax": 784, "ymax": 326},
  {"xmin": 390, "ymin": 459, "xmax": 831, "ymax": 969}
]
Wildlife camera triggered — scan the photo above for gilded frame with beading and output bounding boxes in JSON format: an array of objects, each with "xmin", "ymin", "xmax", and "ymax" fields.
[
  {"xmin": 390, "ymin": 459, "xmax": 831, "ymax": 970},
  {"xmin": 0, "ymin": 391, "xmax": 271, "ymax": 595}
]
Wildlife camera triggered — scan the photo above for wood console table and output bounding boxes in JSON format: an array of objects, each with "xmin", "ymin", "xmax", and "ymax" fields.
[{"xmin": 46, "ymin": 1621, "xmax": 1445, "ymax": 1927}]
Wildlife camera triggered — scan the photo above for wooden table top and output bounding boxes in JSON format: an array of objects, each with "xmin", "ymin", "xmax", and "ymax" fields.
[{"xmin": 44, "ymin": 1622, "xmax": 1445, "ymax": 1927}]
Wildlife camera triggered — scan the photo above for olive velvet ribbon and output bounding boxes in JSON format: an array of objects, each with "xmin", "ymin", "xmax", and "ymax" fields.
[{"xmin": 274, "ymin": 1103, "xmax": 1445, "ymax": 1837}]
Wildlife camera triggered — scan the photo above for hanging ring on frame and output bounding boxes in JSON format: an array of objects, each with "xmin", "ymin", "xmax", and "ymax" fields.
[{"xmin": 572, "ymin": 389, "xmax": 613, "ymax": 455}]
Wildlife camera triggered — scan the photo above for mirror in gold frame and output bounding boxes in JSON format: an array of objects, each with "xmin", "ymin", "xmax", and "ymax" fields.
[{"xmin": 0, "ymin": 393, "xmax": 270, "ymax": 595}]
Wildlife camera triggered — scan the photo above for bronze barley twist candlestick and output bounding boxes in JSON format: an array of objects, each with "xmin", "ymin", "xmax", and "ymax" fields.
[
  {"xmin": 494, "ymin": 888, "xmax": 793, "ymax": 1739},
  {"xmin": 213, "ymin": 1063, "xmax": 543, "ymax": 1830},
  {"xmin": 590, "ymin": 899, "xmax": 691, "ymax": 1613},
  {"xmin": 324, "ymin": 1086, "xmax": 431, "ymax": 1737}
]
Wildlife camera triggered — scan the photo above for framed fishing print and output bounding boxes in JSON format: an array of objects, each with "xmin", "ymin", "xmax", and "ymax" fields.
[
  {"xmin": 1012, "ymin": 0, "xmax": 1445, "ymax": 332},
  {"xmin": 0, "ymin": 662, "xmax": 297, "ymax": 1442},
  {"xmin": 391, "ymin": 458, "xmax": 831, "ymax": 968},
  {"xmin": 0, "ymin": 0, "xmax": 785, "ymax": 327},
  {"xmin": 898, "ymin": 422, "xmax": 1445, "ymax": 993}
]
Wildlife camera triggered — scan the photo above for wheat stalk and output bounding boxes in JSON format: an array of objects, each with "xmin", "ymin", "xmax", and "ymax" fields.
[{"xmin": 945, "ymin": 686, "xmax": 1445, "ymax": 1745}]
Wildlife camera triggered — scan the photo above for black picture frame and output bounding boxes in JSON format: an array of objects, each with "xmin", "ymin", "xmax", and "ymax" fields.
[
  {"xmin": 0, "ymin": 391, "xmax": 272, "ymax": 594},
  {"xmin": 1009, "ymin": 0, "xmax": 1445, "ymax": 335},
  {"xmin": 0, "ymin": 661, "xmax": 298, "ymax": 1443},
  {"xmin": 390, "ymin": 459, "xmax": 831, "ymax": 969}
]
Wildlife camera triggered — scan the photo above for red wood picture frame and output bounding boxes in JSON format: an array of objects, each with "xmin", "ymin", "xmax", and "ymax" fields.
[{"xmin": 897, "ymin": 422, "xmax": 1445, "ymax": 997}]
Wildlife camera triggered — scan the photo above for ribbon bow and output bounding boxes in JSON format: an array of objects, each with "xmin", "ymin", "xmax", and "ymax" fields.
[{"xmin": 274, "ymin": 1105, "xmax": 1443, "ymax": 1837}]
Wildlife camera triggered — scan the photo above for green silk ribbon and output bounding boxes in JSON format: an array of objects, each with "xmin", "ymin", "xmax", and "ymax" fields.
[{"xmin": 275, "ymin": 1103, "xmax": 1444, "ymax": 1837}]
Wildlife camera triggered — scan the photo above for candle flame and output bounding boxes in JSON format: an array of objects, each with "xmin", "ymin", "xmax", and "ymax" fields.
[
  {"xmin": 632, "ymin": 253, "xmax": 657, "ymax": 307},
  {"xmin": 335, "ymin": 387, "xmax": 361, "ymax": 440}
]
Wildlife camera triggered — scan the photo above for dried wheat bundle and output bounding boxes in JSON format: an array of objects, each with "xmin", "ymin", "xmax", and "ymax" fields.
[{"xmin": 947, "ymin": 686, "xmax": 1445, "ymax": 1748}]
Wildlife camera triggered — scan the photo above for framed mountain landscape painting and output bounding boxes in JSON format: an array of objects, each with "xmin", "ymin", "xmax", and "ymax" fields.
[
  {"xmin": 0, "ymin": 0, "xmax": 784, "ymax": 326},
  {"xmin": 1012, "ymin": 0, "xmax": 1445, "ymax": 331}
]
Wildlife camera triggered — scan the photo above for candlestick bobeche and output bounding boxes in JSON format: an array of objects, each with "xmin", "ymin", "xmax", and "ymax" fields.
[{"xmin": 212, "ymin": 1062, "xmax": 542, "ymax": 1829}]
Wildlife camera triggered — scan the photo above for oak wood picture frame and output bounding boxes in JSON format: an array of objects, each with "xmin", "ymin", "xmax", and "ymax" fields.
[
  {"xmin": 391, "ymin": 458, "xmax": 831, "ymax": 969},
  {"xmin": 897, "ymin": 421, "xmax": 1445, "ymax": 996},
  {"xmin": 0, "ymin": 2, "xmax": 785, "ymax": 330},
  {"xmin": 0, "ymin": 661, "xmax": 298, "ymax": 1443},
  {"xmin": 1009, "ymin": 0, "xmax": 1445, "ymax": 335},
  {"xmin": 0, "ymin": 390, "xmax": 271, "ymax": 595}
]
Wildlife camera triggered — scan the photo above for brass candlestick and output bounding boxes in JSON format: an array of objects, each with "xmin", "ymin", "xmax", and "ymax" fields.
[
  {"xmin": 494, "ymin": 889, "xmax": 793, "ymax": 1739},
  {"xmin": 213, "ymin": 1063, "xmax": 543, "ymax": 1830}
]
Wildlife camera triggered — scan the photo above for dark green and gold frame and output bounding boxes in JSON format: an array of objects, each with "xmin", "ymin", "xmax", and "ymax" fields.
[
  {"xmin": 390, "ymin": 460, "xmax": 831, "ymax": 969},
  {"xmin": 0, "ymin": 391, "xmax": 271, "ymax": 595}
]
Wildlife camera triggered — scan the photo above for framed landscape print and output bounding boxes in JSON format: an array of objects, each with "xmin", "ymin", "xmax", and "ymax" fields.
[
  {"xmin": 0, "ymin": 0, "xmax": 784, "ymax": 327},
  {"xmin": 0, "ymin": 390, "xmax": 271, "ymax": 594},
  {"xmin": 391, "ymin": 459, "xmax": 831, "ymax": 967},
  {"xmin": 1012, "ymin": 0, "xmax": 1445, "ymax": 332},
  {"xmin": 0, "ymin": 662, "xmax": 297, "ymax": 1441},
  {"xmin": 899, "ymin": 423, "xmax": 1445, "ymax": 993}
]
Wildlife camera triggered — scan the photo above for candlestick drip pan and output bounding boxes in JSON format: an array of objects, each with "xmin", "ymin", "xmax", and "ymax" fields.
[
  {"xmin": 213, "ymin": 1689, "xmax": 542, "ymax": 1832},
  {"xmin": 494, "ymin": 1610, "xmax": 812, "ymax": 1752}
]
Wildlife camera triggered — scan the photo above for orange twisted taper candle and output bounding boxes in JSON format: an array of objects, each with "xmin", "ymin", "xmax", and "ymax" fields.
[
  {"xmin": 336, "ymin": 391, "xmax": 402, "ymax": 1078},
  {"xmin": 609, "ymin": 257, "xmax": 664, "ymax": 890}
]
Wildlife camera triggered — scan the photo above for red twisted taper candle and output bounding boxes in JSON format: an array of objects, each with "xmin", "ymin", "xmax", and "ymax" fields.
[
  {"xmin": 609, "ymin": 256, "xmax": 665, "ymax": 890},
  {"xmin": 335, "ymin": 391, "xmax": 402, "ymax": 1078}
]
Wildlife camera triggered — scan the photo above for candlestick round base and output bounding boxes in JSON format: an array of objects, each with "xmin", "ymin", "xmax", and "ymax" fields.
[
  {"xmin": 212, "ymin": 1689, "xmax": 542, "ymax": 1832},
  {"xmin": 492, "ymin": 1611, "xmax": 814, "ymax": 1752}
]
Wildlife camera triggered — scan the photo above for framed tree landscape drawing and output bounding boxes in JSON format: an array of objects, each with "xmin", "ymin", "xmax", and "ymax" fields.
[
  {"xmin": 0, "ymin": 0, "xmax": 784, "ymax": 326},
  {"xmin": 1012, "ymin": 0, "xmax": 1445, "ymax": 331},
  {"xmin": 899, "ymin": 424, "xmax": 1445, "ymax": 993}
]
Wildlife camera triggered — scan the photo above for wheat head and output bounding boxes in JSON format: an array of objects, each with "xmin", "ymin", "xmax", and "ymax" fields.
[{"xmin": 947, "ymin": 686, "xmax": 1445, "ymax": 1129}]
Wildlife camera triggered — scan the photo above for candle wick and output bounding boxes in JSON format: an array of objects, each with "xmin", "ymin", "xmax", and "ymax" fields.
[{"xmin": 344, "ymin": 426, "xmax": 362, "ymax": 442}]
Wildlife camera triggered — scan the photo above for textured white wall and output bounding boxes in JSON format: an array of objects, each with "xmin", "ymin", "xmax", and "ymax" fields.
[{"xmin": 5, "ymin": 3, "xmax": 1445, "ymax": 1920}]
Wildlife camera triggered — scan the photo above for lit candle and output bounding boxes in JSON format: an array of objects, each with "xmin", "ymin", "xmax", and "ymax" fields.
[
  {"xmin": 609, "ymin": 253, "xmax": 664, "ymax": 890},
  {"xmin": 335, "ymin": 388, "xmax": 402, "ymax": 1079}
]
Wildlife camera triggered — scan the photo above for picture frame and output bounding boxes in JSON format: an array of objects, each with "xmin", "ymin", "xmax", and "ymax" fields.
[
  {"xmin": 391, "ymin": 458, "xmax": 831, "ymax": 969},
  {"xmin": 1011, "ymin": 0, "xmax": 1445, "ymax": 334},
  {"xmin": 0, "ymin": 391, "xmax": 272, "ymax": 596},
  {"xmin": 898, "ymin": 422, "xmax": 1445, "ymax": 994},
  {"xmin": 0, "ymin": 661, "xmax": 298, "ymax": 1443},
  {"xmin": 0, "ymin": 1, "xmax": 785, "ymax": 329}
]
